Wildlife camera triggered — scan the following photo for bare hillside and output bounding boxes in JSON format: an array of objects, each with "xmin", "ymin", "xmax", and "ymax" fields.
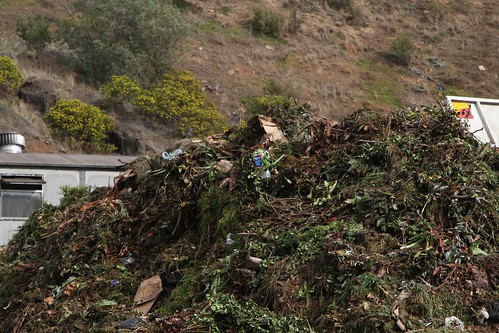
[{"xmin": 183, "ymin": 0, "xmax": 498, "ymax": 120}]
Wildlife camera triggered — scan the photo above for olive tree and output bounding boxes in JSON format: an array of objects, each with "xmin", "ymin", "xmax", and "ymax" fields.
[{"xmin": 58, "ymin": 0, "xmax": 190, "ymax": 85}]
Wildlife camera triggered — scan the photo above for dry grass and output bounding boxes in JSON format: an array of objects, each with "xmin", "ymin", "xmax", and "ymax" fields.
[
  {"xmin": 0, "ymin": 36, "xmax": 26, "ymax": 57},
  {"xmin": 13, "ymin": 100, "xmax": 51, "ymax": 135},
  {"xmin": 21, "ymin": 62, "xmax": 75, "ymax": 86}
]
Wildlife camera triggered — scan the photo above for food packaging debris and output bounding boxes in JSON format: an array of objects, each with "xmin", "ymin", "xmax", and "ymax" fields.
[{"xmin": 253, "ymin": 148, "xmax": 267, "ymax": 168}]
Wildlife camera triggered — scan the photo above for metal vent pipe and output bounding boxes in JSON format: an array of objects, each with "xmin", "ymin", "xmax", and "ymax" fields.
[{"xmin": 0, "ymin": 132, "xmax": 25, "ymax": 153}]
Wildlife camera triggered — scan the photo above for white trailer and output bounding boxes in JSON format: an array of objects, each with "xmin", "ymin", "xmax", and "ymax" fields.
[
  {"xmin": 447, "ymin": 96, "xmax": 499, "ymax": 145},
  {"xmin": 0, "ymin": 134, "xmax": 137, "ymax": 245}
]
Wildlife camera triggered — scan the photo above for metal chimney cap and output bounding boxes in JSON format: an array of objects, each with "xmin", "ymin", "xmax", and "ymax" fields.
[{"xmin": 0, "ymin": 132, "xmax": 26, "ymax": 153}]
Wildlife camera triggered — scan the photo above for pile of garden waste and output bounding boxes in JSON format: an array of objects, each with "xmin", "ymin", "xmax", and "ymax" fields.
[{"xmin": 0, "ymin": 101, "xmax": 498, "ymax": 332}]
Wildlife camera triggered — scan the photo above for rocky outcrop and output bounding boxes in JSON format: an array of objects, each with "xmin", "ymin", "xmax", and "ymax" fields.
[{"xmin": 17, "ymin": 79, "xmax": 57, "ymax": 114}]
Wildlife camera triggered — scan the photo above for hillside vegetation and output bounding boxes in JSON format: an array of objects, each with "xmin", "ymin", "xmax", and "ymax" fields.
[{"xmin": 0, "ymin": 0, "xmax": 496, "ymax": 154}]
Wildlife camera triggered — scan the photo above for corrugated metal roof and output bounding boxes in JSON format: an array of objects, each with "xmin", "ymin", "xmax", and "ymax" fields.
[{"xmin": 0, "ymin": 153, "xmax": 138, "ymax": 170}]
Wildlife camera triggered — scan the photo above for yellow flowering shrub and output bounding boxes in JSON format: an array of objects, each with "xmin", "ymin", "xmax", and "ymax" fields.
[
  {"xmin": 44, "ymin": 99, "xmax": 117, "ymax": 153},
  {"xmin": 0, "ymin": 56, "xmax": 23, "ymax": 90},
  {"xmin": 100, "ymin": 75, "xmax": 141, "ymax": 102},
  {"xmin": 104, "ymin": 71, "xmax": 228, "ymax": 137}
]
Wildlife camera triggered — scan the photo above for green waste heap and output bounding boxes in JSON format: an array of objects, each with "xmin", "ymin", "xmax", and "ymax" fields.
[{"xmin": 0, "ymin": 103, "xmax": 498, "ymax": 332}]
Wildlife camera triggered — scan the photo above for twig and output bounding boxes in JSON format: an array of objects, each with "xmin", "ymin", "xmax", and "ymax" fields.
[
  {"xmin": 386, "ymin": 113, "xmax": 391, "ymax": 139},
  {"xmin": 13, "ymin": 311, "xmax": 27, "ymax": 333},
  {"xmin": 356, "ymin": 139, "xmax": 381, "ymax": 143},
  {"xmin": 172, "ymin": 209, "xmax": 182, "ymax": 236},
  {"xmin": 436, "ymin": 97, "xmax": 446, "ymax": 112},
  {"xmin": 306, "ymin": 317, "xmax": 315, "ymax": 332},
  {"xmin": 417, "ymin": 276, "xmax": 433, "ymax": 288},
  {"xmin": 471, "ymin": 127, "xmax": 484, "ymax": 135},
  {"xmin": 237, "ymin": 232, "xmax": 259, "ymax": 236},
  {"xmin": 435, "ymin": 265, "xmax": 457, "ymax": 290}
]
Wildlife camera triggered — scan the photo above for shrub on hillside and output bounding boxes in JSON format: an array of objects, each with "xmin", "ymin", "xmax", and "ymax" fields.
[
  {"xmin": 102, "ymin": 72, "xmax": 228, "ymax": 137},
  {"xmin": 100, "ymin": 75, "xmax": 141, "ymax": 103},
  {"xmin": 243, "ymin": 95, "xmax": 296, "ymax": 116},
  {"xmin": 44, "ymin": 99, "xmax": 116, "ymax": 153},
  {"xmin": 325, "ymin": 0, "xmax": 353, "ymax": 10},
  {"xmin": 388, "ymin": 34, "xmax": 417, "ymax": 65},
  {"xmin": 287, "ymin": 9, "xmax": 302, "ymax": 35},
  {"xmin": 0, "ymin": 56, "xmax": 23, "ymax": 91},
  {"xmin": 16, "ymin": 14, "xmax": 52, "ymax": 55},
  {"xmin": 57, "ymin": 0, "xmax": 190, "ymax": 85},
  {"xmin": 263, "ymin": 78, "xmax": 297, "ymax": 98},
  {"xmin": 250, "ymin": 8, "xmax": 285, "ymax": 37}
]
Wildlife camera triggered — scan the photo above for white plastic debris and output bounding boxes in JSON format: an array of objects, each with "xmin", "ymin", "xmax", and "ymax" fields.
[
  {"xmin": 444, "ymin": 316, "xmax": 464, "ymax": 331},
  {"xmin": 477, "ymin": 307, "xmax": 489, "ymax": 324},
  {"xmin": 245, "ymin": 256, "xmax": 263, "ymax": 269},
  {"xmin": 122, "ymin": 256, "xmax": 135, "ymax": 265},
  {"xmin": 161, "ymin": 149, "xmax": 183, "ymax": 160},
  {"xmin": 259, "ymin": 170, "xmax": 271, "ymax": 179},
  {"xmin": 478, "ymin": 65, "xmax": 486, "ymax": 71},
  {"xmin": 226, "ymin": 233, "xmax": 234, "ymax": 246}
]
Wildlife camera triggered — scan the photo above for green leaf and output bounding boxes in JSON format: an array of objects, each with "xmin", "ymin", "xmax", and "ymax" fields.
[
  {"xmin": 471, "ymin": 245, "xmax": 487, "ymax": 256},
  {"xmin": 96, "ymin": 299, "xmax": 118, "ymax": 307}
]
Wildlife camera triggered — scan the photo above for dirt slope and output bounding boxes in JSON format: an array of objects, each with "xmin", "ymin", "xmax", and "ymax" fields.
[
  {"xmin": 181, "ymin": 0, "xmax": 498, "ymax": 121},
  {"xmin": 0, "ymin": 0, "xmax": 497, "ymax": 154}
]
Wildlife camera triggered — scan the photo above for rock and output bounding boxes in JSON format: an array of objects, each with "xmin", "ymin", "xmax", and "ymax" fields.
[
  {"xmin": 160, "ymin": 271, "xmax": 183, "ymax": 288},
  {"xmin": 17, "ymin": 80, "xmax": 57, "ymax": 114},
  {"xmin": 412, "ymin": 86, "xmax": 426, "ymax": 93},
  {"xmin": 409, "ymin": 67, "xmax": 422, "ymax": 75},
  {"xmin": 108, "ymin": 131, "xmax": 141, "ymax": 156},
  {"xmin": 427, "ymin": 57, "xmax": 447, "ymax": 68},
  {"xmin": 118, "ymin": 317, "xmax": 144, "ymax": 330}
]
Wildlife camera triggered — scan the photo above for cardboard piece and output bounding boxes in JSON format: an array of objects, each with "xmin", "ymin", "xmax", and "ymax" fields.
[
  {"xmin": 133, "ymin": 275, "xmax": 163, "ymax": 314},
  {"xmin": 258, "ymin": 116, "xmax": 288, "ymax": 144}
]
